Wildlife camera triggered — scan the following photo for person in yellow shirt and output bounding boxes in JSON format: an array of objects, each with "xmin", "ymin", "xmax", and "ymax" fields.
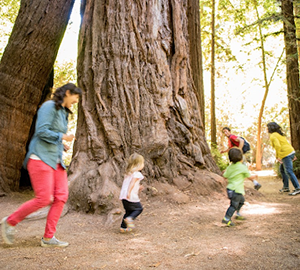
[{"xmin": 267, "ymin": 122, "xmax": 300, "ymax": 196}]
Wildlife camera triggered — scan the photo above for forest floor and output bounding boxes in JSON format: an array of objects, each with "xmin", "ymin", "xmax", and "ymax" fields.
[{"xmin": 1, "ymin": 170, "xmax": 300, "ymax": 270}]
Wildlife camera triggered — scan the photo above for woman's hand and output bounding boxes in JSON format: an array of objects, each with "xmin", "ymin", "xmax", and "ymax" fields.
[
  {"xmin": 63, "ymin": 134, "xmax": 75, "ymax": 142},
  {"xmin": 276, "ymin": 158, "xmax": 282, "ymax": 164},
  {"xmin": 63, "ymin": 144, "xmax": 71, "ymax": 151}
]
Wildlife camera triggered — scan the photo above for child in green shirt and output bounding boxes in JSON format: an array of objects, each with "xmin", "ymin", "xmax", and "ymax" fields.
[{"xmin": 222, "ymin": 148, "xmax": 258, "ymax": 226}]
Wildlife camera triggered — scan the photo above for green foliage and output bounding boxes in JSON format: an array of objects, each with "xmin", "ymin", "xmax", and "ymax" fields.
[
  {"xmin": 0, "ymin": 0, "xmax": 20, "ymax": 23},
  {"xmin": 232, "ymin": 0, "xmax": 282, "ymax": 49},
  {"xmin": 210, "ymin": 144, "xmax": 229, "ymax": 171},
  {"xmin": 200, "ymin": 0, "xmax": 237, "ymax": 69},
  {"xmin": 54, "ymin": 60, "xmax": 77, "ymax": 89},
  {"xmin": 0, "ymin": 0, "xmax": 20, "ymax": 57}
]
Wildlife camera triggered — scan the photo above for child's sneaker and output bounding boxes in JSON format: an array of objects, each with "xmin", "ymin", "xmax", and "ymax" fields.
[
  {"xmin": 124, "ymin": 217, "xmax": 135, "ymax": 228},
  {"xmin": 279, "ymin": 187, "xmax": 290, "ymax": 193},
  {"xmin": 222, "ymin": 218, "xmax": 235, "ymax": 226},
  {"xmin": 235, "ymin": 215, "xmax": 246, "ymax": 220},
  {"xmin": 119, "ymin": 227, "xmax": 133, "ymax": 233},
  {"xmin": 289, "ymin": 188, "xmax": 300, "ymax": 196},
  {"xmin": 254, "ymin": 183, "xmax": 262, "ymax": 190}
]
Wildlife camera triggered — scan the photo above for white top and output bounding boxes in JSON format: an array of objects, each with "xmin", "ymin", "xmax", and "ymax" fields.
[
  {"xmin": 29, "ymin": 154, "xmax": 41, "ymax": 160},
  {"xmin": 119, "ymin": 171, "xmax": 144, "ymax": 202}
]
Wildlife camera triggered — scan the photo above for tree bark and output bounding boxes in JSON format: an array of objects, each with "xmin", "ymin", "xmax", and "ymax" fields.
[
  {"xmin": 210, "ymin": 0, "xmax": 217, "ymax": 147},
  {"xmin": 0, "ymin": 0, "xmax": 75, "ymax": 193},
  {"xmin": 282, "ymin": 0, "xmax": 300, "ymax": 151},
  {"xmin": 187, "ymin": 0, "xmax": 205, "ymax": 128},
  {"xmin": 294, "ymin": 1, "xmax": 300, "ymax": 60},
  {"xmin": 68, "ymin": 0, "xmax": 220, "ymax": 213}
]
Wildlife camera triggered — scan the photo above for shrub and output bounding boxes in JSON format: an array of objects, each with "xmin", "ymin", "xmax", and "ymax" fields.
[{"xmin": 211, "ymin": 145, "xmax": 229, "ymax": 172}]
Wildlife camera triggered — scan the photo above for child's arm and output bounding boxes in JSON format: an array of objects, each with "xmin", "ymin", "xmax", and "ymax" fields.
[
  {"xmin": 220, "ymin": 148, "xmax": 228, "ymax": 154},
  {"xmin": 247, "ymin": 174, "xmax": 258, "ymax": 181},
  {"xmin": 127, "ymin": 178, "xmax": 139, "ymax": 199}
]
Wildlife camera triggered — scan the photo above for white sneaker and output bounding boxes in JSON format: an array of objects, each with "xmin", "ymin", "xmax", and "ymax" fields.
[
  {"xmin": 1, "ymin": 217, "xmax": 15, "ymax": 245},
  {"xmin": 124, "ymin": 217, "xmax": 135, "ymax": 228},
  {"xmin": 41, "ymin": 236, "xmax": 69, "ymax": 247},
  {"xmin": 289, "ymin": 189, "xmax": 300, "ymax": 196}
]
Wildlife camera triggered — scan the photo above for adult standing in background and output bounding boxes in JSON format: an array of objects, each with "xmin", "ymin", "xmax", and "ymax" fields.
[
  {"xmin": 267, "ymin": 122, "xmax": 300, "ymax": 196},
  {"xmin": 221, "ymin": 127, "xmax": 262, "ymax": 190},
  {"xmin": 1, "ymin": 83, "xmax": 82, "ymax": 247}
]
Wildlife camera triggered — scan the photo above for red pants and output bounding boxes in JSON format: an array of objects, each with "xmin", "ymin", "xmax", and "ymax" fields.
[{"xmin": 7, "ymin": 159, "xmax": 68, "ymax": 238}]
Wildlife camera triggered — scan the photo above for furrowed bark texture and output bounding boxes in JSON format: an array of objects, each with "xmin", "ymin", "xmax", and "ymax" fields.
[
  {"xmin": 187, "ymin": 0, "xmax": 205, "ymax": 128},
  {"xmin": 0, "ymin": 0, "xmax": 75, "ymax": 193},
  {"xmin": 282, "ymin": 0, "xmax": 300, "ymax": 151},
  {"xmin": 68, "ymin": 0, "xmax": 220, "ymax": 213}
]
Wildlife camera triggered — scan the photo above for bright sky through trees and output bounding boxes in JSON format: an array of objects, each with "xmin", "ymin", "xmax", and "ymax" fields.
[
  {"xmin": 204, "ymin": 28, "xmax": 287, "ymax": 131},
  {"xmin": 56, "ymin": 0, "xmax": 81, "ymax": 64}
]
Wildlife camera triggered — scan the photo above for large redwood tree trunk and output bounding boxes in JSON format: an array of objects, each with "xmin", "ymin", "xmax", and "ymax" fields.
[
  {"xmin": 68, "ymin": 0, "xmax": 220, "ymax": 213},
  {"xmin": 0, "ymin": 0, "xmax": 75, "ymax": 193},
  {"xmin": 282, "ymin": 0, "xmax": 300, "ymax": 150}
]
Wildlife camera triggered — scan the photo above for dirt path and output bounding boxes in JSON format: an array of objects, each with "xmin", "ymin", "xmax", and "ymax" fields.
[{"xmin": 1, "ymin": 171, "xmax": 300, "ymax": 270}]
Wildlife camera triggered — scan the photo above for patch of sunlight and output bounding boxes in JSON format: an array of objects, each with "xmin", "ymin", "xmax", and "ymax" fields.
[
  {"xmin": 243, "ymin": 203, "xmax": 283, "ymax": 215},
  {"xmin": 254, "ymin": 170, "xmax": 277, "ymax": 177}
]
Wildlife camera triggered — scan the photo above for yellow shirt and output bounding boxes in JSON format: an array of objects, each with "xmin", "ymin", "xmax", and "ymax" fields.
[{"xmin": 269, "ymin": 132, "xmax": 294, "ymax": 159}]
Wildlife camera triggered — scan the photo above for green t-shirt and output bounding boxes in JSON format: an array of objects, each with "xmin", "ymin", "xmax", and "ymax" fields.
[{"xmin": 223, "ymin": 162, "xmax": 250, "ymax": 195}]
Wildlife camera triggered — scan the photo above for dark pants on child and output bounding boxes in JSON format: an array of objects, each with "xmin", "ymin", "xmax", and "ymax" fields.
[
  {"xmin": 225, "ymin": 189, "xmax": 245, "ymax": 219},
  {"xmin": 121, "ymin": 199, "xmax": 143, "ymax": 228}
]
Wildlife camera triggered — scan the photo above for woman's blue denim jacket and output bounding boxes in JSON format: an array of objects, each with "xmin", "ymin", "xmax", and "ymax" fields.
[{"xmin": 23, "ymin": 100, "xmax": 69, "ymax": 170}]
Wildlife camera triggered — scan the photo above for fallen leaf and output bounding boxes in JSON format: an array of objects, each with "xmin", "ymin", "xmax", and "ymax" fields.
[{"xmin": 150, "ymin": 262, "xmax": 161, "ymax": 267}]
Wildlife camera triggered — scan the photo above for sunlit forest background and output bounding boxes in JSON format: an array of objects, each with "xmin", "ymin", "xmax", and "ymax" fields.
[{"xmin": 0, "ymin": 0, "xmax": 297, "ymax": 170}]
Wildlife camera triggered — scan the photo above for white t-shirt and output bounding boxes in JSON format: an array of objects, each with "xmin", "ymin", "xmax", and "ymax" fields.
[{"xmin": 119, "ymin": 171, "xmax": 144, "ymax": 202}]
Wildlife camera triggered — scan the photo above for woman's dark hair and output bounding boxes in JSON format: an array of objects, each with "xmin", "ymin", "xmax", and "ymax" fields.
[
  {"xmin": 222, "ymin": 127, "xmax": 231, "ymax": 132},
  {"xmin": 267, "ymin": 122, "xmax": 285, "ymax": 136},
  {"xmin": 228, "ymin": 148, "xmax": 243, "ymax": 164},
  {"xmin": 52, "ymin": 83, "xmax": 82, "ymax": 113}
]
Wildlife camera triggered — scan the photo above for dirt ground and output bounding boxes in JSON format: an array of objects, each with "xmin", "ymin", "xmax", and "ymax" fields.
[{"xmin": 1, "ymin": 170, "xmax": 300, "ymax": 270}]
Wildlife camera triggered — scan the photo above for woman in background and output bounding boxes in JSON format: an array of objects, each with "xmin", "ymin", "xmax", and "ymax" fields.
[{"xmin": 267, "ymin": 122, "xmax": 300, "ymax": 196}]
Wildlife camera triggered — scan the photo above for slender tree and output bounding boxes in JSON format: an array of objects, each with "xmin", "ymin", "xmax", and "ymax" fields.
[
  {"xmin": 0, "ymin": 0, "xmax": 75, "ymax": 193},
  {"xmin": 68, "ymin": 0, "xmax": 220, "ymax": 213},
  {"xmin": 232, "ymin": 0, "xmax": 283, "ymax": 169},
  {"xmin": 253, "ymin": 1, "xmax": 285, "ymax": 170},
  {"xmin": 211, "ymin": 0, "xmax": 217, "ymax": 148}
]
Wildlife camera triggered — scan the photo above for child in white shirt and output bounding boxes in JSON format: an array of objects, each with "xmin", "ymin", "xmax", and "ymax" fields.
[{"xmin": 119, "ymin": 153, "xmax": 145, "ymax": 232}]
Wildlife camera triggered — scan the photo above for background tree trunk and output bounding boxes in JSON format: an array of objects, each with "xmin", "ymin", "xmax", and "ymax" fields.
[
  {"xmin": 68, "ymin": 0, "xmax": 220, "ymax": 213},
  {"xmin": 282, "ymin": 0, "xmax": 300, "ymax": 151},
  {"xmin": 210, "ymin": 0, "xmax": 217, "ymax": 148},
  {"xmin": 187, "ymin": 0, "xmax": 205, "ymax": 129},
  {"xmin": 255, "ymin": 3, "xmax": 268, "ymax": 171},
  {"xmin": 294, "ymin": 1, "xmax": 300, "ymax": 61},
  {"xmin": 0, "ymin": 0, "xmax": 75, "ymax": 193}
]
